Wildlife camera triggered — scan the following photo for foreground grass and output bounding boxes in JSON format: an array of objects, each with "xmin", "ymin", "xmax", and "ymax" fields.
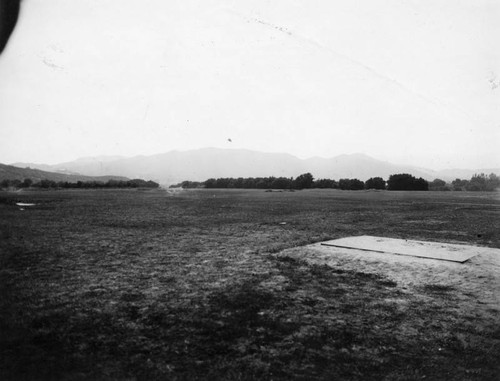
[{"xmin": 0, "ymin": 189, "xmax": 499, "ymax": 380}]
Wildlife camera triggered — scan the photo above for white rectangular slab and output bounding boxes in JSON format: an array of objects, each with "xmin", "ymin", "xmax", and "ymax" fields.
[{"xmin": 320, "ymin": 236, "xmax": 497, "ymax": 263}]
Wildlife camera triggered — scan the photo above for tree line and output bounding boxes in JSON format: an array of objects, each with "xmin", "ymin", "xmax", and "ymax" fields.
[
  {"xmin": 172, "ymin": 172, "xmax": 500, "ymax": 192},
  {"xmin": 3, "ymin": 172, "xmax": 497, "ymax": 192},
  {"xmin": 449, "ymin": 173, "xmax": 500, "ymax": 192},
  {"xmin": 172, "ymin": 173, "xmax": 427, "ymax": 190},
  {"xmin": 0, "ymin": 178, "xmax": 160, "ymax": 189}
]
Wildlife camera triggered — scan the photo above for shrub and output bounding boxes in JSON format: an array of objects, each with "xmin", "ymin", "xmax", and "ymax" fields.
[
  {"xmin": 339, "ymin": 178, "xmax": 365, "ymax": 190},
  {"xmin": 365, "ymin": 177, "xmax": 386, "ymax": 190},
  {"xmin": 293, "ymin": 173, "xmax": 314, "ymax": 189},
  {"xmin": 429, "ymin": 178, "xmax": 450, "ymax": 191},
  {"xmin": 387, "ymin": 174, "xmax": 428, "ymax": 191}
]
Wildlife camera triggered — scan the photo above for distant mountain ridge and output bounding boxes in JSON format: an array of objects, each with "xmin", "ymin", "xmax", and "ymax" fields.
[{"xmin": 10, "ymin": 148, "xmax": 500, "ymax": 185}]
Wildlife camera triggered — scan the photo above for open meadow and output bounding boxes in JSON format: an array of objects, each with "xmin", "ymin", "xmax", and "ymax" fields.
[{"xmin": 1, "ymin": 188, "xmax": 499, "ymax": 380}]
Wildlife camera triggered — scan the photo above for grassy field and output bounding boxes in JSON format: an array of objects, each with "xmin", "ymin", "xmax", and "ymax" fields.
[{"xmin": 0, "ymin": 188, "xmax": 499, "ymax": 380}]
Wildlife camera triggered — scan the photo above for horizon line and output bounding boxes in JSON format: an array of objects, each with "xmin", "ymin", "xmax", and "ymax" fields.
[{"xmin": 4, "ymin": 147, "xmax": 500, "ymax": 173}]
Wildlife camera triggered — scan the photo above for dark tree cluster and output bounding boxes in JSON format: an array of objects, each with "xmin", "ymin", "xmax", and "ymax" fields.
[
  {"xmin": 339, "ymin": 178, "xmax": 365, "ymax": 190},
  {"xmin": 168, "ymin": 172, "xmax": 500, "ymax": 192},
  {"xmin": 191, "ymin": 174, "xmax": 384, "ymax": 190},
  {"xmin": 452, "ymin": 173, "xmax": 500, "ymax": 191},
  {"xmin": 0, "ymin": 178, "xmax": 159, "ymax": 189},
  {"xmin": 313, "ymin": 178, "xmax": 339, "ymax": 189},
  {"xmin": 364, "ymin": 177, "xmax": 386, "ymax": 190},
  {"xmin": 387, "ymin": 174, "xmax": 429, "ymax": 191},
  {"xmin": 293, "ymin": 173, "xmax": 314, "ymax": 189},
  {"xmin": 201, "ymin": 173, "xmax": 329, "ymax": 190},
  {"xmin": 169, "ymin": 181, "xmax": 205, "ymax": 189},
  {"xmin": 204, "ymin": 176, "xmax": 295, "ymax": 190},
  {"xmin": 176, "ymin": 173, "xmax": 440, "ymax": 191}
]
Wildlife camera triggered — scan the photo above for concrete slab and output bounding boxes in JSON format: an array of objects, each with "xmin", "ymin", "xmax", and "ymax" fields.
[{"xmin": 320, "ymin": 236, "xmax": 498, "ymax": 263}]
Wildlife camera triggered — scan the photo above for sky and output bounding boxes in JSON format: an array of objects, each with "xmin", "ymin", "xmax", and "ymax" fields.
[{"xmin": 0, "ymin": 0, "xmax": 499, "ymax": 170}]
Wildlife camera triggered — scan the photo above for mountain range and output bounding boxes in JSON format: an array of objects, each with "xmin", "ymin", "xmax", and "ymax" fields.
[{"xmin": 8, "ymin": 148, "xmax": 500, "ymax": 186}]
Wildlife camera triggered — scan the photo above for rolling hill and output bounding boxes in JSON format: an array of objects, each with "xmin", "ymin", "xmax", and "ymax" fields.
[{"xmin": 0, "ymin": 163, "xmax": 129, "ymax": 183}]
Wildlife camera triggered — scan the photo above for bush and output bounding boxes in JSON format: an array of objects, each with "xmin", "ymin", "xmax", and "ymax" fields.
[
  {"xmin": 452, "ymin": 178, "xmax": 468, "ymax": 191},
  {"xmin": 20, "ymin": 178, "xmax": 33, "ymax": 188},
  {"xmin": 387, "ymin": 174, "xmax": 428, "ymax": 191},
  {"xmin": 429, "ymin": 178, "xmax": 450, "ymax": 191},
  {"xmin": 365, "ymin": 177, "xmax": 386, "ymax": 190},
  {"xmin": 293, "ymin": 173, "xmax": 314, "ymax": 189},
  {"xmin": 313, "ymin": 178, "xmax": 338, "ymax": 189},
  {"xmin": 339, "ymin": 178, "xmax": 365, "ymax": 190}
]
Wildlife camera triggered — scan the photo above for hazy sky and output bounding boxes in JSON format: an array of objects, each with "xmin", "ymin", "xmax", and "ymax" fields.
[{"xmin": 0, "ymin": 0, "xmax": 499, "ymax": 169}]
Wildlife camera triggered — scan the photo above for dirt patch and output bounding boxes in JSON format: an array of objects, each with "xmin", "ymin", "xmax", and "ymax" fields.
[{"xmin": 278, "ymin": 242, "xmax": 500, "ymax": 311}]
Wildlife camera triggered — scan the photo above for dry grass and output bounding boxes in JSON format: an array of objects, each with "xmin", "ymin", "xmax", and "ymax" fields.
[{"xmin": 0, "ymin": 188, "xmax": 499, "ymax": 380}]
